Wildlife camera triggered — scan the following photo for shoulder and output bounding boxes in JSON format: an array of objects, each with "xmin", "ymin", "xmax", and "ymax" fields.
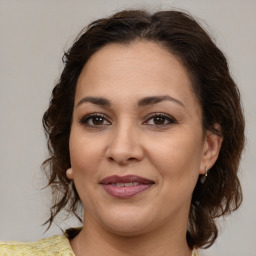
[{"xmin": 0, "ymin": 234, "xmax": 75, "ymax": 256}]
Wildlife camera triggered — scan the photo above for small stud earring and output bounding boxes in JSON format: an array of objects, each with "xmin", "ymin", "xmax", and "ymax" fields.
[
  {"xmin": 66, "ymin": 168, "xmax": 73, "ymax": 180},
  {"xmin": 200, "ymin": 166, "xmax": 208, "ymax": 184}
]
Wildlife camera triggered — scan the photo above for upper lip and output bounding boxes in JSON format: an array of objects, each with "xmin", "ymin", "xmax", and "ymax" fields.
[{"xmin": 99, "ymin": 175, "xmax": 154, "ymax": 185}]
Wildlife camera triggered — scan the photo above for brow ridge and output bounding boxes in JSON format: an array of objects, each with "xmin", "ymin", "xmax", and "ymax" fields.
[
  {"xmin": 76, "ymin": 95, "xmax": 184, "ymax": 108},
  {"xmin": 137, "ymin": 95, "xmax": 185, "ymax": 108},
  {"xmin": 76, "ymin": 96, "xmax": 111, "ymax": 108}
]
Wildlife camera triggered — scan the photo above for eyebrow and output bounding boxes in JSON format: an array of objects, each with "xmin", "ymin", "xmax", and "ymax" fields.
[
  {"xmin": 76, "ymin": 96, "xmax": 111, "ymax": 108},
  {"xmin": 76, "ymin": 95, "xmax": 185, "ymax": 108},
  {"xmin": 137, "ymin": 95, "xmax": 185, "ymax": 108}
]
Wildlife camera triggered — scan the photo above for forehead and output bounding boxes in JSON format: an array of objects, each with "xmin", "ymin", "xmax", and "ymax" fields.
[
  {"xmin": 78, "ymin": 41, "xmax": 190, "ymax": 86},
  {"xmin": 75, "ymin": 41, "xmax": 199, "ymax": 113}
]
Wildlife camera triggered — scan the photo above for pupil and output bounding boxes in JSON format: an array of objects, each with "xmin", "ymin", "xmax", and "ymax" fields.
[
  {"xmin": 154, "ymin": 117, "xmax": 164, "ymax": 125},
  {"xmin": 93, "ymin": 117, "xmax": 103, "ymax": 125}
]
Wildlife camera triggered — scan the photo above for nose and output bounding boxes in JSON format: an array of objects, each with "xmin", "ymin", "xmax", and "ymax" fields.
[{"xmin": 106, "ymin": 123, "xmax": 144, "ymax": 165}]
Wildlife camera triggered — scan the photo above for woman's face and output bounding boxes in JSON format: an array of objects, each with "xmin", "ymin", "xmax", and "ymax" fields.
[{"xmin": 69, "ymin": 41, "xmax": 217, "ymax": 236}]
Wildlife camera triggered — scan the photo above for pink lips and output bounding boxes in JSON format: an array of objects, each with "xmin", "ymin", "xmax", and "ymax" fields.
[{"xmin": 99, "ymin": 175, "xmax": 154, "ymax": 199}]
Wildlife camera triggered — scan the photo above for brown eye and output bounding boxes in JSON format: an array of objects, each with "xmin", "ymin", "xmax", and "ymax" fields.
[
  {"xmin": 144, "ymin": 113, "xmax": 176, "ymax": 126},
  {"xmin": 153, "ymin": 116, "xmax": 166, "ymax": 125},
  {"xmin": 92, "ymin": 116, "xmax": 104, "ymax": 125},
  {"xmin": 80, "ymin": 114, "xmax": 111, "ymax": 127}
]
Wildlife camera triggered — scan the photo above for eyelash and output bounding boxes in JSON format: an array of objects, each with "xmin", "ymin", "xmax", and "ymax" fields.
[
  {"xmin": 79, "ymin": 113, "xmax": 110, "ymax": 128},
  {"xmin": 79, "ymin": 113, "xmax": 176, "ymax": 128},
  {"xmin": 143, "ymin": 113, "xmax": 177, "ymax": 126}
]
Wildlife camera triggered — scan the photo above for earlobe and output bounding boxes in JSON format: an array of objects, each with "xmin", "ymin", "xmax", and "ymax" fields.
[
  {"xmin": 66, "ymin": 168, "xmax": 74, "ymax": 180},
  {"xmin": 200, "ymin": 166, "xmax": 208, "ymax": 184},
  {"xmin": 200, "ymin": 127, "xmax": 223, "ymax": 175}
]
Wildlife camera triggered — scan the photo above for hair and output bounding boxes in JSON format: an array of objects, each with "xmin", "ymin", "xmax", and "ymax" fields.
[{"xmin": 42, "ymin": 9, "xmax": 245, "ymax": 249}]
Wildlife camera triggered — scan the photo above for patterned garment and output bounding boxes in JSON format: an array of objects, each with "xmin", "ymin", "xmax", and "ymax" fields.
[
  {"xmin": 0, "ymin": 234, "xmax": 199, "ymax": 255},
  {"xmin": 0, "ymin": 235, "xmax": 75, "ymax": 256}
]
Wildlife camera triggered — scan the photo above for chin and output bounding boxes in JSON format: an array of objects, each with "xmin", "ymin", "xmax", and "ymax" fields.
[
  {"xmin": 96, "ymin": 207, "xmax": 155, "ymax": 236},
  {"xmin": 104, "ymin": 222, "xmax": 151, "ymax": 237}
]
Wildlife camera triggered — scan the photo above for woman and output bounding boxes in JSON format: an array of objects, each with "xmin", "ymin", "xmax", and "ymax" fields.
[{"xmin": 0, "ymin": 9, "xmax": 245, "ymax": 256}]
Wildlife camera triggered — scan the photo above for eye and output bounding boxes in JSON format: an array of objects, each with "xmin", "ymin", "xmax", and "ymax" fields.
[
  {"xmin": 143, "ymin": 113, "xmax": 176, "ymax": 126},
  {"xmin": 80, "ymin": 113, "xmax": 111, "ymax": 127}
]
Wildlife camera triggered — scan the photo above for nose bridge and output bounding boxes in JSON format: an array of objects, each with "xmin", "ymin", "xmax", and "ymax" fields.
[{"xmin": 106, "ymin": 119, "xmax": 143, "ymax": 164}]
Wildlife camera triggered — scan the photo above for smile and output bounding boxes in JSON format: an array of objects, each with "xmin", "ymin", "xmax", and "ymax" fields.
[
  {"xmin": 112, "ymin": 182, "xmax": 139, "ymax": 187},
  {"xmin": 99, "ymin": 175, "xmax": 154, "ymax": 199}
]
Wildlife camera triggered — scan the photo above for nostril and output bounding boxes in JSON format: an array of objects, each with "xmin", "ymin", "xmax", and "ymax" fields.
[
  {"xmin": 128, "ymin": 157, "xmax": 137, "ymax": 161},
  {"xmin": 107, "ymin": 156, "xmax": 138, "ymax": 165},
  {"xmin": 108, "ymin": 156, "xmax": 115, "ymax": 162},
  {"xmin": 106, "ymin": 139, "xmax": 144, "ymax": 164}
]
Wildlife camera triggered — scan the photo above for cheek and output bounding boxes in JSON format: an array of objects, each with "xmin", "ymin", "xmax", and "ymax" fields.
[
  {"xmin": 150, "ymin": 135, "xmax": 202, "ymax": 212},
  {"xmin": 69, "ymin": 127, "xmax": 103, "ymax": 179},
  {"xmin": 69, "ymin": 127, "xmax": 105, "ymax": 206},
  {"xmin": 147, "ymin": 130, "xmax": 203, "ymax": 187}
]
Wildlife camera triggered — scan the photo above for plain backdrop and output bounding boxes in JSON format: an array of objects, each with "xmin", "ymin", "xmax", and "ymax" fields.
[{"xmin": 0, "ymin": 1, "xmax": 255, "ymax": 255}]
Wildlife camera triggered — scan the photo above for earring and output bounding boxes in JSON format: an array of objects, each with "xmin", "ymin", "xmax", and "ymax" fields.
[
  {"xmin": 200, "ymin": 166, "xmax": 208, "ymax": 184},
  {"xmin": 66, "ymin": 168, "xmax": 73, "ymax": 180}
]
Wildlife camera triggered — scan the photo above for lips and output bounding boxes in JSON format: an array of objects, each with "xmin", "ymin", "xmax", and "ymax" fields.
[{"xmin": 99, "ymin": 175, "xmax": 154, "ymax": 199}]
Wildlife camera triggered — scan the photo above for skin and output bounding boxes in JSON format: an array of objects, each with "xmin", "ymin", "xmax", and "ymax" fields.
[{"xmin": 68, "ymin": 41, "xmax": 222, "ymax": 256}]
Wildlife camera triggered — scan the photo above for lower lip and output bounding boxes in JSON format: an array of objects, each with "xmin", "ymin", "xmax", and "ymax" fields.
[{"xmin": 101, "ymin": 184, "xmax": 153, "ymax": 199}]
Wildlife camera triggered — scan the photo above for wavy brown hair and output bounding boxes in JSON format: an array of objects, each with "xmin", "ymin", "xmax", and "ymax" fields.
[{"xmin": 42, "ymin": 9, "xmax": 245, "ymax": 249}]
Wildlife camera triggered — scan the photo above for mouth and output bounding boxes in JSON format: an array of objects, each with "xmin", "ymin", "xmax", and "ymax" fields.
[{"xmin": 99, "ymin": 175, "xmax": 155, "ymax": 199}]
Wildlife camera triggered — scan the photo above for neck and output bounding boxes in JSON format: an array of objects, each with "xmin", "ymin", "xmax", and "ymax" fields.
[{"xmin": 70, "ymin": 214, "xmax": 192, "ymax": 256}]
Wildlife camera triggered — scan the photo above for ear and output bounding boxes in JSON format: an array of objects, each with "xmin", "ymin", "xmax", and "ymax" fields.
[
  {"xmin": 66, "ymin": 168, "xmax": 74, "ymax": 180},
  {"xmin": 199, "ymin": 125, "xmax": 223, "ymax": 175}
]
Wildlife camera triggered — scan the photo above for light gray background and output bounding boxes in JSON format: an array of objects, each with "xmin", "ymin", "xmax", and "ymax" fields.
[{"xmin": 0, "ymin": 1, "xmax": 255, "ymax": 255}]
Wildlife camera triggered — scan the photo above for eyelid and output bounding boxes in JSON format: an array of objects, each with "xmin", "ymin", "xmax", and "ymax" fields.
[
  {"xmin": 79, "ymin": 113, "xmax": 111, "ymax": 127},
  {"xmin": 143, "ymin": 112, "xmax": 177, "ymax": 125},
  {"xmin": 79, "ymin": 112, "xmax": 176, "ymax": 128}
]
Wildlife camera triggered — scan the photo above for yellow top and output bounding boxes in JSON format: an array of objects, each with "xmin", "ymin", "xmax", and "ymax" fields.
[
  {"xmin": 0, "ymin": 235, "xmax": 200, "ymax": 256},
  {"xmin": 0, "ymin": 234, "xmax": 75, "ymax": 256}
]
